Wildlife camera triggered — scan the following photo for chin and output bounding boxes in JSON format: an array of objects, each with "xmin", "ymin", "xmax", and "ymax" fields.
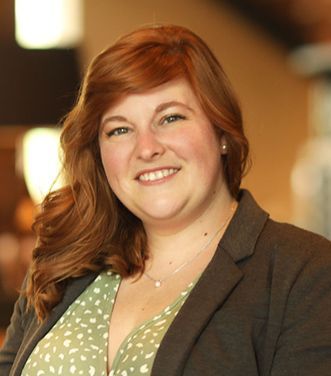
[{"xmin": 138, "ymin": 201, "xmax": 186, "ymax": 223}]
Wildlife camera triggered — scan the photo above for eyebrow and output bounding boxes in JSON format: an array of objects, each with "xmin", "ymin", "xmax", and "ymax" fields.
[
  {"xmin": 102, "ymin": 115, "xmax": 127, "ymax": 124},
  {"xmin": 154, "ymin": 100, "xmax": 194, "ymax": 113},
  {"xmin": 101, "ymin": 100, "xmax": 194, "ymax": 127}
]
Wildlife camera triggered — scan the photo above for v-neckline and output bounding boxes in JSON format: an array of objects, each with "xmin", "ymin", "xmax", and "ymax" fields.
[{"xmin": 106, "ymin": 273, "xmax": 199, "ymax": 374}]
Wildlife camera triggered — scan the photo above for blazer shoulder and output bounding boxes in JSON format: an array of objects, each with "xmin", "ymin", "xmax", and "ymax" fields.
[{"xmin": 259, "ymin": 218, "xmax": 331, "ymax": 271}]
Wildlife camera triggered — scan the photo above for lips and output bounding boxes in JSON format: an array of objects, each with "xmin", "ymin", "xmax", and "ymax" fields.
[{"xmin": 137, "ymin": 168, "xmax": 179, "ymax": 182}]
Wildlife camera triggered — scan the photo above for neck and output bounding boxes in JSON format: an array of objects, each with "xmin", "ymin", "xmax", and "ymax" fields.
[{"xmin": 144, "ymin": 189, "xmax": 236, "ymax": 268}]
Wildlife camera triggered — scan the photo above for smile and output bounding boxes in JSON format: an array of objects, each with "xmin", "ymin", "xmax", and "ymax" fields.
[{"xmin": 138, "ymin": 168, "xmax": 179, "ymax": 182}]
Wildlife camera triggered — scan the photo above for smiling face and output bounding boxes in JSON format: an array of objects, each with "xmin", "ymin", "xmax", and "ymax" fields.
[{"xmin": 99, "ymin": 79, "xmax": 230, "ymax": 231}]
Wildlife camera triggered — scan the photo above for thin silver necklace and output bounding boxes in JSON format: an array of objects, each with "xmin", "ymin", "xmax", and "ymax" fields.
[{"xmin": 144, "ymin": 203, "xmax": 235, "ymax": 288}]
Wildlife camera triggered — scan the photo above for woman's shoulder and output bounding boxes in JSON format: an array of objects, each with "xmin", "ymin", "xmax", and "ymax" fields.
[
  {"xmin": 263, "ymin": 217, "xmax": 331, "ymax": 258},
  {"xmin": 255, "ymin": 217, "xmax": 331, "ymax": 290},
  {"xmin": 235, "ymin": 189, "xmax": 331, "ymax": 265}
]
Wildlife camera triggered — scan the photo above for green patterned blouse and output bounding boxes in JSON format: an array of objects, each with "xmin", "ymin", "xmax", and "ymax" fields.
[{"xmin": 22, "ymin": 271, "xmax": 196, "ymax": 375}]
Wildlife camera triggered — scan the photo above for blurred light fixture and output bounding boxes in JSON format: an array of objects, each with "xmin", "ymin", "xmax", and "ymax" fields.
[
  {"xmin": 22, "ymin": 127, "xmax": 64, "ymax": 204},
  {"xmin": 289, "ymin": 43, "xmax": 331, "ymax": 76},
  {"xmin": 291, "ymin": 79, "xmax": 331, "ymax": 240},
  {"xmin": 15, "ymin": 0, "xmax": 83, "ymax": 49}
]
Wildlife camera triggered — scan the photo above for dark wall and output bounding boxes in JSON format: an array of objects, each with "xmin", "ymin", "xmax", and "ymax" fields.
[{"xmin": 0, "ymin": 0, "xmax": 81, "ymax": 125}]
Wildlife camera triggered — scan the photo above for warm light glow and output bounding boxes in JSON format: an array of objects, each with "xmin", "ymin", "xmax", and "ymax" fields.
[
  {"xmin": 15, "ymin": 0, "xmax": 83, "ymax": 49},
  {"xmin": 22, "ymin": 128, "xmax": 64, "ymax": 204}
]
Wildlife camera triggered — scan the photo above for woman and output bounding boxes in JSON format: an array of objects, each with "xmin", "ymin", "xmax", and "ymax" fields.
[{"xmin": 0, "ymin": 24, "xmax": 330, "ymax": 376}]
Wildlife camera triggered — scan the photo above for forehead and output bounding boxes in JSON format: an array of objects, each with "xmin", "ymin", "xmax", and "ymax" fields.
[{"xmin": 102, "ymin": 79, "xmax": 201, "ymax": 116}]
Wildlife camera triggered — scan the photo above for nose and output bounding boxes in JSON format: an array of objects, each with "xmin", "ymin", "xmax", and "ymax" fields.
[{"xmin": 134, "ymin": 129, "xmax": 166, "ymax": 161}]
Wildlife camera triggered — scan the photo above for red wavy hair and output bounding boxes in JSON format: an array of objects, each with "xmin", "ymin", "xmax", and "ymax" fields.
[{"xmin": 26, "ymin": 24, "xmax": 249, "ymax": 320}]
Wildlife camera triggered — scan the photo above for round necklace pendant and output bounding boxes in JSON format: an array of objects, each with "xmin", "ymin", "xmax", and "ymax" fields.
[{"xmin": 155, "ymin": 280, "xmax": 161, "ymax": 288}]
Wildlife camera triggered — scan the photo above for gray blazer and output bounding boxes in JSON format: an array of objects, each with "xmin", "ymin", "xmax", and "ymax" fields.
[{"xmin": 1, "ymin": 190, "xmax": 331, "ymax": 375}]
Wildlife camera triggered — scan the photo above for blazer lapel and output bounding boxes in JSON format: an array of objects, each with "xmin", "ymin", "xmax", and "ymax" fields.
[
  {"xmin": 11, "ymin": 273, "xmax": 98, "ymax": 376},
  {"xmin": 152, "ymin": 190, "xmax": 269, "ymax": 376},
  {"xmin": 152, "ymin": 247, "xmax": 244, "ymax": 376}
]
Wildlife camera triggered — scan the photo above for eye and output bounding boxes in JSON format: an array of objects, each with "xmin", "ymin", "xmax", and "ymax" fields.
[
  {"xmin": 160, "ymin": 114, "xmax": 186, "ymax": 125},
  {"xmin": 106, "ymin": 127, "xmax": 130, "ymax": 137}
]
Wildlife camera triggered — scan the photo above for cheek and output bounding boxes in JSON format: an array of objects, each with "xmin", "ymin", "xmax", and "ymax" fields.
[
  {"xmin": 186, "ymin": 129, "xmax": 222, "ymax": 181},
  {"xmin": 175, "ymin": 125, "xmax": 220, "ymax": 162},
  {"xmin": 100, "ymin": 145, "xmax": 125, "ymax": 186}
]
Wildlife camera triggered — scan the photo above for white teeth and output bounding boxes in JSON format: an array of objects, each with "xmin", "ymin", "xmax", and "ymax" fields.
[{"xmin": 139, "ymin": 168, "xmax": 178, "ymax": 182}]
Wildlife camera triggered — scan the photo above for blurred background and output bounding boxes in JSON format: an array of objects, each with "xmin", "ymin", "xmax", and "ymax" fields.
[{"xmin": 1, "ymin": 0, "xmax": 331, "ymax": 343}]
